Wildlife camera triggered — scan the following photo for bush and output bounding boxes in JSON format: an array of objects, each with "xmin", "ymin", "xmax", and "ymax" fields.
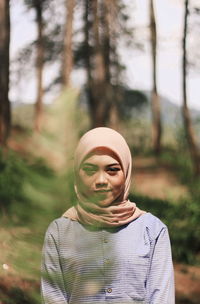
[
  {"xmin": 0, "ymin": 150, "xmax": 28, "ymax": 214},
  {"xmin": 0, "ymin": 149, "xmax": 55, "ymax": 223}
]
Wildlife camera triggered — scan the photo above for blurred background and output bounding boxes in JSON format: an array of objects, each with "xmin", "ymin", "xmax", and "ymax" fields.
[{"xmin": 0, "ymin": 0, "xmax": 200, "ymax": 303}]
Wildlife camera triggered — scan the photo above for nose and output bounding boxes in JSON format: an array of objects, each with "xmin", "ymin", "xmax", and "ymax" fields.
[{"xmin": 95, "ymin": 171, "xmax": 108, "ymax": 188}]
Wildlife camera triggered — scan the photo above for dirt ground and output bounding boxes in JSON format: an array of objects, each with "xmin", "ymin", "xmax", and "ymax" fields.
[
  {"xmin": 133, "ymin": 157, "xmax": 189, "ymax": 201},
  {"xmin": 175, "ymin": 264, "xmax": 200, "ymax": 303}
]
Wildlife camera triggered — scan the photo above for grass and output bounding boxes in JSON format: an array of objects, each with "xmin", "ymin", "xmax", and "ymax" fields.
[
  {"xmin": 0, "ymin": 150, "xmax": 75, "ymax": 303},
  {"xmin": 0, "ymin": 88, "xmax": 83, "ymax": 303}
]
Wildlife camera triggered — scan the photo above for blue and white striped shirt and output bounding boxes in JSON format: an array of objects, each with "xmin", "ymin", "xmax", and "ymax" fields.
[{"xmin": 41, "ymin": 212, "xmax": 175, "ymax": 304}]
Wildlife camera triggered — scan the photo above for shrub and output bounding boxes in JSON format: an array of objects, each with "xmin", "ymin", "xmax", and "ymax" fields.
[{"xmin": 0, "ymin": 150, "xmax": 28, "ymax": 214}]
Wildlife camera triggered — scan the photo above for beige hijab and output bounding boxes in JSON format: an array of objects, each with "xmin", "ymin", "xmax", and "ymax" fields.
[{"xmin": 63, "ymin": 127, "xmax": 146, "ymax": 227}]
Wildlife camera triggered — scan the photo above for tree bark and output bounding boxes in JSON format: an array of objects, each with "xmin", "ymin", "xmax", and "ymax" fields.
[
  {"xmin": 0, "ymin": 0, "xmax": 11, "ymax": 146},
  {"xmin": 83, "ymin": 0, "xmax": 121, "ymax": 128},
  {"xmin": 83, "ymin": 0, "xmax": 94, "ymax": 122},
  {"xmin": 89, "ymin": 0, "xmax": 108, "ymax": 127},
  {"xmin": 103, "ymin": 0, "xmax": 120, "ymax": 129},
  {"xmin": 182, "ymin": 0, "xmax": 200, "ymax": 176},
  {"xmin": 92, "ymin": 0, "xmax": 105, "ymax": 83},
  {"xmin": 34, "ymin": 0, "xmax": 44, "ymax": 132},
  {"xmin": 150, "ymin": 0, "xmax": 162, "ymax": 155},
  {"xmin": 62, "ymin": 0, "xmax": 75, "ymax": 87}
]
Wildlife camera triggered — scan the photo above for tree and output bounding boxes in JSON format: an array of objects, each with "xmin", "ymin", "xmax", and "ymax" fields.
[
  {"xmin": 149, "ymin": 0, "xmax": 162, "ymax": 155},
  {"xmin": 81, "ymin": 0, "xmax": 108, "ymax": 127},
  {"xmin": 62, "ymin": 0, "xmax": 75, "ymax": 87},
  {"xmin": 82, "ymin": 0, "xmax": 125, "ymax": 128},
  {"xmin": 182, "ymin": 0, "xmax": 200, "ymax": 176},
  {"xmin": 102, "ymin": 0, "xmax": 120, "ymax": 129},
  {"xmin": 34, "ymin": 0, "xmax": 45, "ymax": 131},
  {"xmin": 0, "ymin": 0, "xmax": 11, "ymax": 145},
  {"xmin": 91, "ymin": 0, "xmax": 108, "ymax": 127},
  {"xmin": 24, "ymin": 0, "xmax": 47, "ymax": 132},
  {"xmin": 13, "ymin": 1, "xmax": 65, "ymax": 98}
]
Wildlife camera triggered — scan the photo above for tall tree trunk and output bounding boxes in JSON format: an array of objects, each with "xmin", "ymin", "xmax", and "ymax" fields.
[
  {"xmin": 34, "ymin": 1, "xmax": 44, "ymax": 132},
  {"xmin": 102, "ymin": 1, "xmax": 111, "ymax": 83},
  {"xmin": 182, "ymin": 0, "xmax": 200, "ymax": 176},
  {"xmin": 62, "ymin": 0, "xmax": 75, "ymax": 87},
  {"xmin": 150, "ymin": 0, "xmax": 162, "ymax": 155},
  {"xmin": 84, "ymin": 0, "xmax": 92, "ymax": 84},
  {"xmin": 84, "ymin": 0, "xmax": 94, "ymax": 122},
  {"xmin": 90, "ymin": 0, "xmax": 107, "ymax": 127},
  {"xmin": 103, "ymin": 0, "xmax": 120, "ymax": 129},
  {"xmin": 0, "ymin": 0, "xmax": 11, "ymax": 146},
  {"xmin": 92, "ymin": 0, "xmax": 105, "ymax": 83},
  {"xmin": 83, "ymin": 0, "xmax": 120, "ymax": 128}
]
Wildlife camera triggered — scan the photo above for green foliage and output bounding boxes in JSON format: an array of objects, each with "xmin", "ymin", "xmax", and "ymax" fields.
[
  {"xmin": 0, "ymin": 149, "xmax": 73, "ymax": 303},
  {"xmin": 121, "ymin": 119, "xmax": 151, "ymax": 156},
  {"xmin": 121, "ymin": 88, "xmax": 148, "ymax": 119},
  {"xmin": 160, "ymin": 146, "xmax": 197, "ymax": 188},
  {"xmin": 0, "ymin": 286, "xmax": 37, "ymax": 304},
  {"xmin": 0, "ymin": 150, "xmax": 29, "ymax": 215},
  {"xmin": 0, "ymin": 149, "xmax": 59, "ymax": 224}
]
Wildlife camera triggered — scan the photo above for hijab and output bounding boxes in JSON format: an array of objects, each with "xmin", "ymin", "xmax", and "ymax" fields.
[{"xmin": 63, "ymin": 127, "xmax": 146, "ymax": 227}]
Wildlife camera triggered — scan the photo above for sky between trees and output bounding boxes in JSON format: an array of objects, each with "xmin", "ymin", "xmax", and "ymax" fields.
[{"xmin": 10, "ymin": 0, "xmax": 200, "ymax": 110}]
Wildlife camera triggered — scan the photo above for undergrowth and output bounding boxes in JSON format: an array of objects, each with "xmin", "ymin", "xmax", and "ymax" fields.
[{"xmin": 0, "ymin": 149, "xmax": 73, "ymax": 304}]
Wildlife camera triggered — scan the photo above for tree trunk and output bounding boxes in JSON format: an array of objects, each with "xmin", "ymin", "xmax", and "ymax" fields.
[
  {"xmin": 92, "ymin": 0, "xmax": 105, "ymax": 83},
  {"xmin": 150, "ymin": 0, "xmax": 162, "ymax": 155},
  {"xmin": 182, "ymin": 0, "xmax": 200, "ymax": 176},
  {"xmin": 103, "ymin": 0, "xmax": 120, "ymax": 129},
  {"xmin": 62, "ymin": 0, "xmax": 75, "ymax": 87},
  {"xmin": 102, "ymin": 0, "xmax": 111, "ymax": 83},
  {"xmin": 89, "ymin": 0, "xmax": 107, "ymax": 127},
  {"xmin": 83, "ymin": 0, "xmax": 120, "ymax": 128},
  {"xmin": 0, "ymin": 0, "xmax": 11, "ymax": 146},
  {"xmin": 83, "ymin": 0, "xmax": 94, "ymax": 124},
  {"xmin": 34, "ymin": 1, "xmax": 44, "ymax": 132}
]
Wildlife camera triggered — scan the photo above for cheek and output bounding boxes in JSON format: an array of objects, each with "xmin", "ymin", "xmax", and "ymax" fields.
[
  {"xmin": 112, "ymin": 173, "xmax": 125, "ymax": 191},
  {"xmin": 78, "ymin": 172, "xmax": 94, "ymax": 189}
]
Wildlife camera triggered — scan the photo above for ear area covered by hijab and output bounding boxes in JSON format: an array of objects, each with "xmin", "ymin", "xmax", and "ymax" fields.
[{"xmin": 63, "ymin": 127, "xmax": 146, "ymax": 227}]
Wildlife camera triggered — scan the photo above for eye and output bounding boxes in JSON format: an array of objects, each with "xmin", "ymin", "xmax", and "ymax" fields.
[
  {"xmin": 81, "ymin": 166, "xmax": 97, "ymax": 176},
  {"xmin": 107, "ymin": 167, "xmax": 121, "ymax": 174}
]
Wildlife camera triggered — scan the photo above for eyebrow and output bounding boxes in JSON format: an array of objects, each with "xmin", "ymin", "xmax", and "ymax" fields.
[
  {"xmin": 107, "ymin": 163, "xmax": 120, "ymax": 167},
  {"xmin": 81, "ymin": 163, "xmax": 97, "ymax": 167}
]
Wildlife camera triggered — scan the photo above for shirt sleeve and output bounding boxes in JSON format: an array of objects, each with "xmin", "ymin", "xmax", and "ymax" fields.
[
  {"xmin": 41, "ymin": 221, "xmax": 68, "ymax": 304},
  {"xmin": 145, "ymin": 227, "xmax": 175, "ymax": 304}
]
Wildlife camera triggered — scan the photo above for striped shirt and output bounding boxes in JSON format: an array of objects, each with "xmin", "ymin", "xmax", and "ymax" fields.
[{"xmin": 41, "ymin": 213, "xmax": 175, "ymax": 304}]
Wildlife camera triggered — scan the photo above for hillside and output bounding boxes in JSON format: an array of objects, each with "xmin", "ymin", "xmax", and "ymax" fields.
[{"xmin": 140, "ymin": 91, "xmax": 200, "ymax": 128}]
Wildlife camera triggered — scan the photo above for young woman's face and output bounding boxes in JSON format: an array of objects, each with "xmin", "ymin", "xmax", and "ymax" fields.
[{"xmin": 78, "ymin": 149, "xmax": 125, "ymax": 206}]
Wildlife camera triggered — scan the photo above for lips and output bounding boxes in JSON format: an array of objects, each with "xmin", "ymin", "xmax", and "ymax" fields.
[{"xmin": 94, "ymin": 189, "xmax": 112, "ymax": 193}]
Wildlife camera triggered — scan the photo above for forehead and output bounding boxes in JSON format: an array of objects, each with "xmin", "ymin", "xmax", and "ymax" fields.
[
  {"xmin": 82, "ymin": 147, "xmax": 121, "ymax": 163},
  {"xmin": 82, "ymin": 153, "xmax": 120, "ymax": 166}
]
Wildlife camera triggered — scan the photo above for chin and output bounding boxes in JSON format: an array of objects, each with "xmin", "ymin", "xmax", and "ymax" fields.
[{"xmin": 96, "ymin": 196, "xmax": 116, "ymax": 207}]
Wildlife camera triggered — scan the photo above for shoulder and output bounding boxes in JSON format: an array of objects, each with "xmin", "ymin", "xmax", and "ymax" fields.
[
  {"xmin": 132, "ymin": 212, "xmax": 167, "ymax": 241},
  {"xmin": 142, "ymin": 212, "xmax": 166, "ymax": 228},
  {"xmin": 44, "ymin": 217, "xmax": 73, "ymax": 236}
]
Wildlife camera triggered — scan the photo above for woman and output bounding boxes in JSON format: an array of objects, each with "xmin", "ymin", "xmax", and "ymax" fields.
[{"xmin": 41, "ymin": 127, "xmax": 175, "ymax": 304}]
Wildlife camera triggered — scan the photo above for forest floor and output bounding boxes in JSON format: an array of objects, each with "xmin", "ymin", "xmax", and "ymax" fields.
[{"xmin": 1, "ymin": 89, "xmax": 200, "ymax": 303}]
